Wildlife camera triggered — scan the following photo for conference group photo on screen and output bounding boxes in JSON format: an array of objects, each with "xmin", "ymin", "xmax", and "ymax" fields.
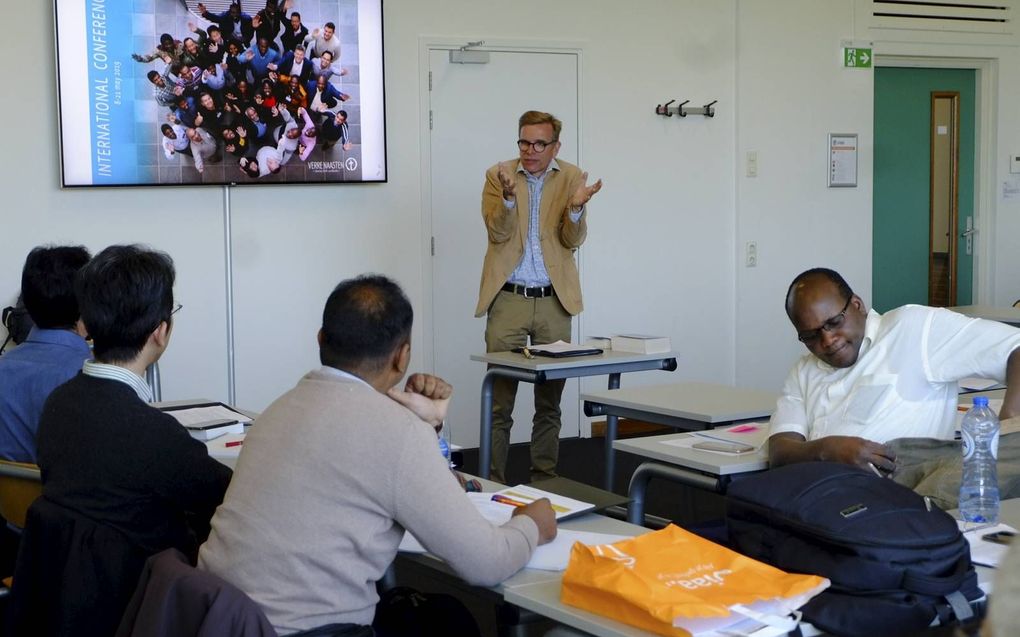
[{"xmin": 55, "ymin": 0, "xmax": 387, "ymax": 186}]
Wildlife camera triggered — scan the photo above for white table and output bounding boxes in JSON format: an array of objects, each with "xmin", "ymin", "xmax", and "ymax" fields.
[
  {"xmin": 582, "ymin": 382, "xmax": 776, "ymax": 490},
  {"xmin": 614, "ymin": 430, "xmax": 769, "ymax": 524},
  {"xmin": 949, "ymin": 304, "xmax": 1020, "ymax": 327},
  {"xmin": 503, "ymin": 502, "xmax": 1020, "ymax": 637},
  {"xmin": 471, "ymin": 350, "xmax": 678, "ymax": 482}
]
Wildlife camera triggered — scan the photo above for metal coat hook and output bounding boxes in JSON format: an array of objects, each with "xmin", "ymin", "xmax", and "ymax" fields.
[{"xmin": 651, "ymin": 98, "xmax": 719, "ymax": 119}]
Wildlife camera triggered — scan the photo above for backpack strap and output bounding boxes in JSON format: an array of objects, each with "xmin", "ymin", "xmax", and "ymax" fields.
[{"xmin": 943, "ymin": 590, "xmax": 975, "ymax": 623}]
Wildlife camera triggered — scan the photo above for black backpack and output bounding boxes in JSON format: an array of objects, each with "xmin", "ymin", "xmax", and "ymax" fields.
[{"xmin": 725, "ymin": 462, "xmax": 983, "ymax": 637}]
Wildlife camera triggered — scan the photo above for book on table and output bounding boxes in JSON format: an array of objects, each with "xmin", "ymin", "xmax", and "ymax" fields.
[
  {"xmin": 159, "ymin": 402, "xmax": 249, "ymax": 441},
  {"xmin": 610, "ymin": 333, "xmax": 671, "ymax": 354},
  {"xmin": 511, "ymin": 340, "xmax": 603, "ymax": 358}
]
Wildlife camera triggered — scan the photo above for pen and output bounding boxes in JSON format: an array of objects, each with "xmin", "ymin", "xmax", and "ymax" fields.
[
  {"xmin": 867, "ymin": 462, "xmax": 884, "ymax": 478},
  {"xmin": 491, "ymin": 494, "xmax": 529, "ymax": 508},
  {"xmin": 225, "ymin": 440, "xmax": 244, "ymax": 448}
]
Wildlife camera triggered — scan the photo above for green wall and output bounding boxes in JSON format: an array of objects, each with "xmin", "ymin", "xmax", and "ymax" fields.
[{"xmin": 873, "ymin": 67, "xmax": 975, "ymax": 311}]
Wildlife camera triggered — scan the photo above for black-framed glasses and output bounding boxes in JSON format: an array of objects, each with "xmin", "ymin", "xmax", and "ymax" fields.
[
  {"xmin": 797, "ymin": 297, "xmax": 851, "ymax": 344},
  {"xmin": 171, "ymin": 303, "xmax": 183, "ymax": 316},
  {"xmin": 517, "ymin": 139, "xmax": 555, "ymax": 153}
]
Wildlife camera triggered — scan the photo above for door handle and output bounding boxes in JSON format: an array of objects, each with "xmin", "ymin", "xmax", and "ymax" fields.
[{"xmin": 961, "ymin": 228, "xmax": 977, "ymax": 237}]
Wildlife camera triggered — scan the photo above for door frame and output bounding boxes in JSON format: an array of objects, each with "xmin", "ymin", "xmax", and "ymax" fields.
[
  {"xmin": 874, "ymin": 55, "xmax": 997, "ymax": 304},
  {"xmin": 416, "ymin": 38, "xmax": 590, "ymax": 435}
]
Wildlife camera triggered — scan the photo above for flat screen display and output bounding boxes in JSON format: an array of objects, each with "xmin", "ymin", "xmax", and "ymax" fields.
[{"xmin": 54, "ymin": 0, "xmax": 386, "ymax": 186}]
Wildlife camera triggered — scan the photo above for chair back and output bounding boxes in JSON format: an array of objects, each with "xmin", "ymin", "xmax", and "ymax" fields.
[
  {"xmin": 116, "ymin": 548, "xmax": 278, "ymax": 637},
  {"xmin": 0, "ymin": 459, "xmax": 42, "ymax": 529}
]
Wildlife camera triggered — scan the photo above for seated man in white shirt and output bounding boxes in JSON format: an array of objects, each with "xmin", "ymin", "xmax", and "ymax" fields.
[
  {"xmin": 198, "ymin": 274, "xmax": 556, "ymax": 636},
  {"xmin": 769, "ymin": 267, "xmax": 1020, "ymax": 471}
]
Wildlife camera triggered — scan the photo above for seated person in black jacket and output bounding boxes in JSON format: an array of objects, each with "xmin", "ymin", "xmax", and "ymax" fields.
[{"xmin": 24, "ymin": 244, "xmax": 232, "ymax": 636}]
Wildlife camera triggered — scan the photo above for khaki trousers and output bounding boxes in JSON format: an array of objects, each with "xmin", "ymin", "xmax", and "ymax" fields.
[{"xmin": 485, "ymin": 290, "xmax": 572, "ymax": 483}]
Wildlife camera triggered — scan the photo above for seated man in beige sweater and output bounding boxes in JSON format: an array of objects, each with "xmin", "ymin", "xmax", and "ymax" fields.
[{"xmin": 198, "ymin": 274, "xmax": 555, "ymax": 636}]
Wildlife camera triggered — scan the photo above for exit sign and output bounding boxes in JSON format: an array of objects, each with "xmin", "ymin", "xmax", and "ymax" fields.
[{"xmin": 844, "ymin": 47, "xmax": 872, "ymax": 68}]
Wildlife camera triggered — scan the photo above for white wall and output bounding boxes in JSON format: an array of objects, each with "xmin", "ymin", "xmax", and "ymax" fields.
[
  {"xmin": 2, "ymin": 0, "xmax": 1017, "ymax": 421},
  {"xmin": 734, "ymin": 0, "xmax": 874, "ymax": 390}
]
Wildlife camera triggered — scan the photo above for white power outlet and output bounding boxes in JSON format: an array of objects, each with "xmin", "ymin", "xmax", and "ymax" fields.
[{"xmin": 746, "ymin": 241, "xmax": 758, "ymax": 267}]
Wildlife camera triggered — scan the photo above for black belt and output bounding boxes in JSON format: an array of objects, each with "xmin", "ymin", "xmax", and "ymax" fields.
[{"xmin": 502, "ymin": 282, "xmax": 555, "ymax": 298}]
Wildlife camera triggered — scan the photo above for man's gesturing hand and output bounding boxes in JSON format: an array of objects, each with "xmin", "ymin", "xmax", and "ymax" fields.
[
  {"xmin": 497, "ymin": 162, "xmax": 516, "ymax": 201},
  {"xmin": 569, "ymin": 171, "xmax": 602, "ymax": 209}
]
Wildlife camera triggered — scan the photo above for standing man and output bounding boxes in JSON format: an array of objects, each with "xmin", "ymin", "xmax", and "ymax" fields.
[
  {"xmin": 0, "ymin": 246, "xmax": 91, "ymax": 462},
  {"xmin": 476, "ymin": 110, "xmax": 602, "ymax": 483}
]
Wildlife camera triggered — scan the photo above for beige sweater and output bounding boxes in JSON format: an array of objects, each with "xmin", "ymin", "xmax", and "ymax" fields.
[{"xmin": 198, "ymin": 368, "xmax": 539, "ymax": 634}]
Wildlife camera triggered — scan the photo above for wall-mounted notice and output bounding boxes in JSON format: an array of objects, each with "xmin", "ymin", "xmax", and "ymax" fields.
[{"xmin": 828, "ymin": 133, "xmax": 858, "ymax": 188}]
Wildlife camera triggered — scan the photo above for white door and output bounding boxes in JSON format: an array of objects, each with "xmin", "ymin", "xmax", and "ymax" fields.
[{"xmin": 427, "ymin": 48, "xmax": 580, "ymax": 450}]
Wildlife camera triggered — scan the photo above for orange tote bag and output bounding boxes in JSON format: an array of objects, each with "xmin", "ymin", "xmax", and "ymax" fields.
[{"xmin": 561, "ymin": 525, "xmax": 829, "ymax": 637}]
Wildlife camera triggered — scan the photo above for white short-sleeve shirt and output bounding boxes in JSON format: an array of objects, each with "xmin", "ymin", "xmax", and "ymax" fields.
[{"xmin": 770, "ymin": 305, "xmax": 1020, "ymax": 443}]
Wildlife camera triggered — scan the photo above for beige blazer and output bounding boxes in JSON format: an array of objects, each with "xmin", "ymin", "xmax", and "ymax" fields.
[{"xmin": 475, "ymin": 158, "xmax": 588, "ymax": 317}]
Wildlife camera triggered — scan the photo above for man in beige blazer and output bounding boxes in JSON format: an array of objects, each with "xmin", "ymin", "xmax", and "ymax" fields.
[{"xmin": 475, "ymin": 110, "xmax": 602, "ymax": 483}]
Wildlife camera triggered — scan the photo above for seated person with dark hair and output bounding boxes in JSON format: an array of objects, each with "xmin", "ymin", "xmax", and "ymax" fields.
[
  {"xmin": 199, "ymin": 274, "xmax": 555, "ymax": 636},
  {"xmin": 769, "ymin": 267, "xmax": 1020, "ymax": 471},
  {"xmin": 0, "ymin": 245, "xmax": 90, "ymax": 463},
  {"xmin": 20, "ymin": 245, "xmax": 232, "ymax": 636}
]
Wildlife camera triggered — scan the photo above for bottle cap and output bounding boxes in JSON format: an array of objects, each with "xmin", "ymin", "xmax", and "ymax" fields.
[{"xmin": 973, "ymin": 396, "xmax": 990, "ymax": 407}]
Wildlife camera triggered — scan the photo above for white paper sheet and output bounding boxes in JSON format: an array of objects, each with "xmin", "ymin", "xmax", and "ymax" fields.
[{"xmin": 959, "ymin": 521, "xmax": 1017, "ymax": 568}]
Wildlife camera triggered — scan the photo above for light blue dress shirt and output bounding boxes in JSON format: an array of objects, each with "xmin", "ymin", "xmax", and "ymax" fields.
[
  {"xmin": 506, "ymin": 159, "xmax": 584, "ymax": 288},
  {"xmin": 0, "ymin": 327, "xmax": 90, "ymax": 462}
]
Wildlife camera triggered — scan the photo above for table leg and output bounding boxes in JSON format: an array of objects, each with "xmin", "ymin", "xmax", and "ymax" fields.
[
  {"xmin": 603, "ymin": 373, "xmax": 622, "ymax": 491},
  {"xmin": 627, "ymin": 461, "xmax": 723, "ymax": 525},
  {"xmin": 479, "ymin": 370, "xmax": 496, "ymax": 480}
]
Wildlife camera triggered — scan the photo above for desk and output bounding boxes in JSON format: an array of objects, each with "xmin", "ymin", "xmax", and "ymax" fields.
[
  {"xmin": 471, "ymin": 350, "xmax": 678, "ymax": 481},
  {"xmin": 949, "ymin": 304, "xmax": 1020, "ymax": 327},
  {"xmin": 615, "ymin": 430, "xmax": 768, "ymax": 524},
  {"xmin": 506, "ymin": 578, "xmax": 652, "ymax": 637},
  {"xmin": 505, "ymin": 504, "xmax": 1020, "ymax": 637},
  {"xmin": 955, "ymin": 497, "xmax": 1020, "ymax": 595},
  {"xmin": 583, "ymin": 382, "xmax": 776, "ymax": 490}
]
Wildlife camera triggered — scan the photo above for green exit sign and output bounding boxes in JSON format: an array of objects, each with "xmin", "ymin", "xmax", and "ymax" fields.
[{"xmin": 844, "ymin": 47, "xmax": 872, "ymax": 68}]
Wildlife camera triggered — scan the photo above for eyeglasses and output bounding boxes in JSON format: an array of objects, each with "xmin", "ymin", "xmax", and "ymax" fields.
[
  {"xmin": 517, "ymin": 139, "xmax": 555, "ymax": 153},
  {"xmin": 797, "ymin": 297, "xmax": 851, "ymax": 344},
  {"xmin": 169, "ymin": 303, "xmax": 183, "ymax": 320}
]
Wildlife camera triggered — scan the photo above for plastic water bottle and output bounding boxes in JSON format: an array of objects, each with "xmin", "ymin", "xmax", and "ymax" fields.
[
  {"xmin": 438, "ymin": 426, "xmax": 453, "ymax": 469},
  {"xmin": 959, "ymin": 396, "xmax": 1000, "ymax": 524}
]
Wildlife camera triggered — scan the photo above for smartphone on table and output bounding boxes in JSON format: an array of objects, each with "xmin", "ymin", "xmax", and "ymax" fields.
[
  {"xmin": 691, "ymin": 440, "xmax": 756, "ymax": 454},
  {"xmin": 982, "ymin": 531, "xmax": 1016, "ymax": 546}
]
